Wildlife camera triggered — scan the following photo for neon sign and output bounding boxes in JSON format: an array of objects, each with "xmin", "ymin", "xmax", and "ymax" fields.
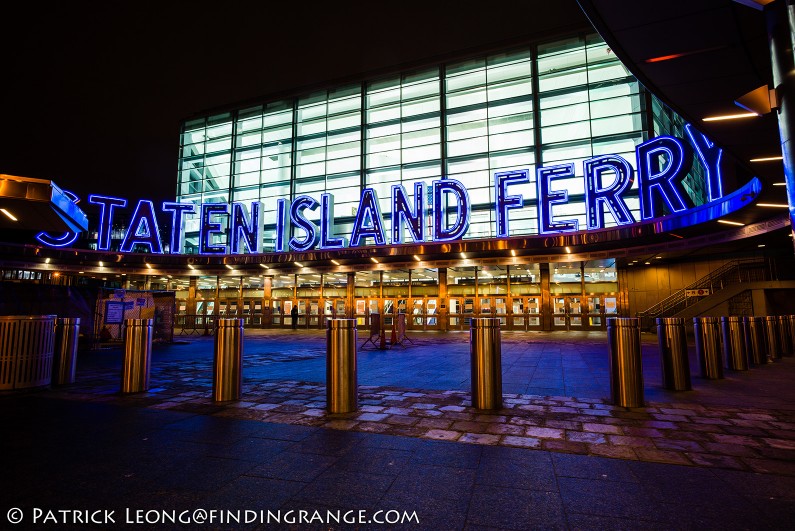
[{"xmin": 37, "ymin": 128, "xmax": 739, "ymax": 255}]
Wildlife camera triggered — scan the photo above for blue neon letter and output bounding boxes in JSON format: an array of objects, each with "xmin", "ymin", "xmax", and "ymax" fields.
[
  {"xmin": 199, "ymin": 203, "xmax": 228, "ymax": 254},
  {"xmin": 36, "ymin": 190, "xmax": 80, "ymax": 248},
  {"xmin": 230, "ymin": 201, "xmax": 263, "ymax": 254},
  {"xmin": 391, "ymin": 183, "xmax": 425, "ymax": 244},
  {"xmin": 537, "ymin": 164, "xmax": 578, "ymax": 234},
  {"xmin": 350, "ymin": 188, "xmax": 387, "ymax": 247},
  {"xmin": 88, "ymin": 195, "xmax": 127, "ymax": 251},
  {"xmin": 120, "ymin": 200, "xmax": 163, "ymax": 253},
  {"xmin": 684, "ymin": 123, "xmax": 723, "ymax": 202},
  {"xmin": 162, "ymin": 202, "xmax": 195, "ymax": 254},
  {"xmin": 584, "ymin": 155, "xmax": 635, "ymax": 229},
  {"xmin": 495, "ymin": 170, "xmax": 530, "ymax": 238},
  {"xmin": 637, "ymin": 136, "xmax": 694, "ymax": 220},
  {"xmin": 275, "ymin": 198, "xmax": 288, "ymax": 253},
  {"xmin": 320, "ymin": 193, "xmax": 347, "ymax": 249},
  {"xmin": 432, "ymin": 179, "xmax": 470, "ymax": 241},
  {"xmin": 289, "ymin": 196, "xmax": 320, "ymax": 252}
]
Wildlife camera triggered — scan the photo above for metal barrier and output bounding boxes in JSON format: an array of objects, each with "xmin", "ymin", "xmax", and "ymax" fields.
[
  {"xmin": 656, "ymin": 317, "xmax": 691, "ymax": 391},
  {"xmin": 470, "ymin": 318, "xmax": 503, "ymax": 410},
  {"xmin": 743, "ymin": 316, "xmax": 767, "ymax": 365},
  {"xmin": 326, "ymin": 319, "xmax": 358, "ymax": 413},
  {"xmin": 789, "ymin": 315, "xmax": 795, "ymax": 356},
  {"xmin": 121, "ymin": 319, "xmax": 152, "ymax": 393},
  {"xmin": 0, "ymin": 315, "xmax": 56, "ymax": 390},
  {"xmin": 53, "ymin": 317, "xmax": 80, "ymax": 385},
  {"xmin": 763, "ymin": 316, "xmax": 780, "ymax": 361},
  {"xmin": 693, "ymin": 317, "xmax": 723, "ymax": 379},
  {"xmin": 607, "ymin": 317, "xmax": 644, "ymax": 407},
  {"xmin": 213, "ymin": 319, "xmax": 243, "ymax": 402},
  {"xmin": 778, "ymin": 315, "xmax": 793, "ymax": 357},
  {"xmin": 721, "ymin": 316, "xmax": 748, "ymax": 371}
]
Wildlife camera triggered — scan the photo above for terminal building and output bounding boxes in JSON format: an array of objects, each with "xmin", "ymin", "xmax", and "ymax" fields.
[{"xmin": 1, "ymin": 1, "xmax": 793, "ymax": 338}]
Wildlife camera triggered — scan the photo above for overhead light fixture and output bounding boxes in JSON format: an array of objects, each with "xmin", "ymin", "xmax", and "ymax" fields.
[
  {"xmin": 655, "ymin": 256, "xmax": 662, "ymax": 259},
  {"xmin": 702, "ymin": 112, "xmax": 758, "ymax": 122},
  {"xmin": 757, "ymin": 203, "xmax": 789, "ymax": 208},
  {"xmin": 413, "ymin": 255, "xmax": 421, "ymax": 261},
  {"xmin": 510, "ymin": 250, "xmax": 516, "ymax": 256},
  {"xmin": 460, "ymin": 253, "xmax": 467, "ymax": 259},
  {"xmin": 565, "ymin": 247, "xmax": 571, "ymax": 253},
  {"xmin": 187, "ymin": 264, "xmax": 195, "ymax": 270},
  {"xmin": 256, "ymin": 263, "xmax": 267, "ymax": 269},
  {"xmin": 225, "ymin": 264, "xmax": 234, "ymax": 270},
  {"xmin": 644, "ymin": 262, "xmax": 651, "ymax": 265},
  {"xmin": 98, "ymin": 261, "xmax": 104, "ymax": 267},
  {"xmin": 669, "ymin": 233, "xmax": 684, "ymax": 239},
  {"xmin": 750, "ymin": 156, "xmax": 783, "ymax": 162},
  {"xmin": 370, "ymin": 257, "xmax": 379, "ymax": 263},
  {"xmin": 758, "ymin": 244, "xmax": 766, "ymax": 248},
  {"xmin": 145, "ymin": 263, "xmax": 152, "ymax": 269},
  {"xmin": 44, "ymin": 258, "xmax": 50, "ymax": 264},
  {"xmin": 0, "ymin": 208, "xmax": 18, "ymax": 221},
  {"xmin": 773, "ymin": 182, "xmax": 787, "ymax": 186},
  {"xmin": 718, "ymin": 219, "xmax": 745, "ymax": 226},
  {"xmin": 294, "ymin": 262, "xmax": 303, "ymax": 267},
  {"xmin": 330, "ymin": 259, "xmax": 340, "ymax": 266}
]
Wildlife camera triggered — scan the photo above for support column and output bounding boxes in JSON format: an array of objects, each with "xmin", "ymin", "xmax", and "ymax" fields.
[
  {"xmin": 346, "ymin": 272, "xmax": 355, "ymax": 318},
  {"xmin": 214, "ymin": 275, "xmax": 220, "ymax": 316},
  {"xmin": 187, "ymin": 276, "xmax": 197, "ymax": 315},
  {"xmin": 263, "ymin": 275, "xmax": 272, "ymax": 327},
  {"xmin": 767, "ymin": 1, "xmax": 795, "ymax": 250},
  {"xmin": 439, "ymin": 267, "xmax": 448, "ymax": 331},
  {"xmin": 238, "ymin": 277, "xmax": 244, "ymax": 319},
  {"xmin": 540, "ymin": 263, "xmax": 552, "ymax": 331}
]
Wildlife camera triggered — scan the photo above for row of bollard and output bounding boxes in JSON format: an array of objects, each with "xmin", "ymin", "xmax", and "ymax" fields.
[
  {"xmin": 608, "ymin": 315, "xmax": 795, "ymax": 408},
  {"xmin": 118, "ymin": 317, "xmax": 504, "ymax": 413}
]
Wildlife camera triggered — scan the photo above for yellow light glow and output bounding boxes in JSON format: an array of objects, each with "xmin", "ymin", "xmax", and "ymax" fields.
[
  {"xmin": 717, "ymin": 219, "xmax": 745, "ymax": 226},
  {"xmin": 750, "ymin": 156, "xmax": 783, "ymax": 162},
  {"xmin": 294, "ymin": 262, "xmax": 303, "ymax": 267},
  {"xmin": 413, "ymin": 255, "xmax": 421, "ymax": 261},
  {"xmin": 0, "ymin": 208, "xmax": 18, "ymax": 221},
  {"xmin": 773, "ymin": 182, "xmax": 787, "ymax": 186},
  {"xmin": 330, "ymin": 259, "xmax": 340, "ymax": 266},
  {"xmin": 702, "ymin": 112, "xmax": 758, "ymax": 122},
  {"xmin": 757, "ymin": 203, "xmax": 789, "ymax": 208},
  {"xmin": 370, "ymin": 257, "xmax": 379, "ymax": 263}
]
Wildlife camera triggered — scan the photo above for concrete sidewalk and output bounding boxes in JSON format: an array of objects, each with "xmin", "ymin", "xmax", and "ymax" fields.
[{"xmin": 2, "ymin": 330, "xmax": 794, "ymax": 529}]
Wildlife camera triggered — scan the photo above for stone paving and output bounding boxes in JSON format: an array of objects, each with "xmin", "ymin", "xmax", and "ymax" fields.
[{"xmin": 46, "ymin": 330, "xmax": 795, "ymax": 477}]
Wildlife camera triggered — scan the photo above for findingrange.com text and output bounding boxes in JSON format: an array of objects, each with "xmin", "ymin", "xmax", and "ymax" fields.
[{"xmin": 6, "ymin": 508, "xmax": 420, "ymax": 526}]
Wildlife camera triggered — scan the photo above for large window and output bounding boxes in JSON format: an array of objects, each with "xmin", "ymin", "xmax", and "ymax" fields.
[{"xmin": 177, "ymin": 32, "xmax": 696, "ymax": 250}]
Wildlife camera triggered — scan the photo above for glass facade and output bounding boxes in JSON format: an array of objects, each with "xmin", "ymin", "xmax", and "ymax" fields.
[{"xmin": 177, "ymin": 32, "xmax": 704, "ymax": 253}]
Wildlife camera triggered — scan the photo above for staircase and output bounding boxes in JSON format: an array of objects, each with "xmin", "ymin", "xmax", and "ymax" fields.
[{"xmin": 637, "ymin": 257, "xmax": 770, "ymax": 329}]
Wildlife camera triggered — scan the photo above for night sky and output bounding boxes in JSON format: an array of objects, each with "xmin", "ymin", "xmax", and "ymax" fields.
[{"xmin": 0, "ymin": 1, "xmax": 587, "ymax": 209}]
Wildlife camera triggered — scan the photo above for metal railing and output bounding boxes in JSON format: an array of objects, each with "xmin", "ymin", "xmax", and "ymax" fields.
[{"xmin": 638, "ymin": 257, "xmax": 769, "ymax": 329}]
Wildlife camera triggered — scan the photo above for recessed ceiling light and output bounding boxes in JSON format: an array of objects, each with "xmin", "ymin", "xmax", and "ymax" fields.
[
  {"xmin": 758, "ymin": 244, "xmax": 766, "ymax": 248},
  {"xmin": 413, "ymin": 255, "xmax": 421, "ymax": 261},
  {"xmin": 0, "ymin": 208, "xmax": 18, "ymax": 221},
  {"xmin": 330, "ymin": 259, "xmax": 340, "ymax": 266},
  {"xmin": 717, "ymin": 219, "xmax": 745, "ymax": 226},
  {"xmin": 773, "ymin": 182, "xmax": 787, "ymax": 186},
  {"xmin": 225, "ymin": 264, "xmax": 233, "ymax": 270},
  {"xmin": 510, "ymin": 250, "xmax": 516, "ymax": 256},
  {"xmin": 259, "ymin": 263, "xmax": 269, "ymax": 269},
  {"xmin": 460, "ymin": 253, "xmax": 467, "ymax": 259},
  {"xmin": 644, "ymin": 262, "xmax": 651, "ymax": 265},
  {"xmin": 757, "ymin": 203, "xmax": 789, "ymax": 208},
  {"xmin": 294, "ymin": 262, "xmax": 303, "ymax": 268},
  {"xmin": 370, "ymin": 257, "xmax": 379, "ymax": 263},
  {"xmin": 702, "ymin": 112, "xmax": 758, "ymax": 122},
  {"xmin": 187, "ymin": 264, "xmax": 195, "ymax": 270},
  {"xmin": 750, "ymin": 156, "xmax": 783, "ymax": 162},
  {"xmin": 565, "ymin": 247, "xmax": 571, "ymax": 253},
  {"xmin": 45, "ymin": 258, "xmax": 50, "ymax": 264},
  {"xmin": 655, "ymin": 256, "xmax": 662, "ymax": 259}
]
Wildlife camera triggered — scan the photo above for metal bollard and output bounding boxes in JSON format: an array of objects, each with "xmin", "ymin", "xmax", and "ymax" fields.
[
  {"xmin": 656, "ymin": 318, "xmax": 691, "ymax": 391},
  {"xmin": 607, "ymin": 318, "xmax": 644, "ymax": 407},
  {"xmin": 121, "ymin": 318, "xmax": 152, "ymax": 393},
  {"xmin": 778, "ymin": 316, "xmax": 793, "ymax": 357},
  {"xmin": 693, "ymin": 317, "xmax": 723, "ymax": 379},
  {"xmin": 763, "ymin": 316, "xmax": 780, "ymax": 361},
  {"xmin": 213, "ymin": 318, "xmax": 243, "ymax": 402},
  {"xmin": 470, "ymin": 318, "xmax": 503, "ymax": 409},
  {"xmin": 0, "ymin": 315, "xmax": 56, "ymax": 390},
  {"xmin": 326, "ymin": 319, "xmax": 358, "ymax": 413},
  {"xmin": 721, "ymin": 316, "xmax": 748, "ymax": 371},
  {"xmin": 53, "ymin": 317, "xmax": 80, "ymax": 385},
  {"xmin": 744, "ymin": 316, "xmax": 767, "ymax": 365}
]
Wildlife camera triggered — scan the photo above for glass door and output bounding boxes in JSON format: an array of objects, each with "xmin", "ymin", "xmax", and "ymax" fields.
[
  {"xmin": 586, "ymin": 296, "xmax": 603, "ymax": 329},
  {"xmin": 553, "ymin": 297, "xmax": 567, "ymax": 329},
  {"xmin": 526, "ymin": 296, "xmax": 541, "ymax": 329},
  {"xmin": 410, "ymin": 298, "xmax": 425, "ymax": 329},
  {"xmin": 272, "ymin": 300, "xmax": 283, "ymax": 326},
  {"xmin": 569, "ymin": 297, "xmax": 582, "ymax": 328},
  {"xmin": 479, "ymin": 297, "xmax": 493, "ymax": 316},
  {"xmin": 426, "ymin": 298, "xmax": 439, "ymax": 329},
  {"xmin": 510, "ymin": 297, "xmax": 526, "ymax": 330},
  {"xmin": 494, "ymin": 297, "xmax": 508, "ymax": 326},
  {"xmin": 308, "ymin": 299, "xmax": 320, "ymax": 328},
  {"xmin": 448, "ymin": 298, "xmax": 464, "ymax": 330}
]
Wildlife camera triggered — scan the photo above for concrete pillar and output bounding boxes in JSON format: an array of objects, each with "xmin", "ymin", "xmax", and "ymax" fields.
[
  {"xmin": 187, "ymin": 276, "xmax": 197, "ymax": 315},
  {"xmin": 766, "ymin": 1, "xmax": 795, "ymax": 250}
]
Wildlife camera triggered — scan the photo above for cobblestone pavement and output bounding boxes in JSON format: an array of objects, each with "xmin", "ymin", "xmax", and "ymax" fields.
[{"xmin": 47, "ymin": 330, "xmax": 795, "ymax": 476}]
